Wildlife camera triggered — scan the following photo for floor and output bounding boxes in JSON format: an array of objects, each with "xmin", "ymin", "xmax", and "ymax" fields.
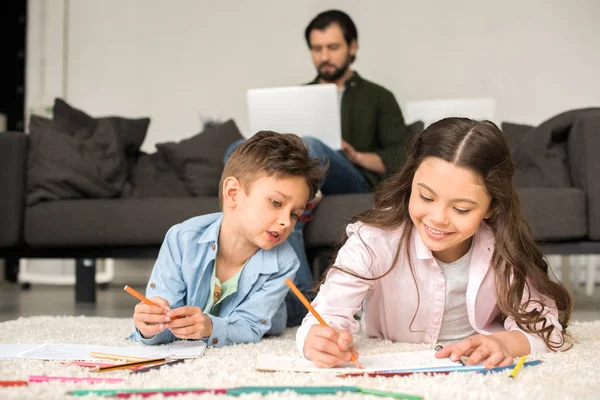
[{"xmin": 1, "ymin": 272, "xmax": 599, "ymax": 323}]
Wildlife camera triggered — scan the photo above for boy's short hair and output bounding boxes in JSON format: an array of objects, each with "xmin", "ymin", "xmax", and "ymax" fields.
[{"xmin": 219, "ymin": 131, "xmax": 325, "ymax": 206}]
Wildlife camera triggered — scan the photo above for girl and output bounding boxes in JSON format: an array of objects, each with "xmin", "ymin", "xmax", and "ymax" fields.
[{"xmin": 297, "ymin": 118, "xmax": 573, "ymax": 368}]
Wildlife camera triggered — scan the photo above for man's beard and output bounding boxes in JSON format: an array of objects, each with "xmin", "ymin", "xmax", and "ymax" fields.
[{"xmin": 317, "ymin": 55, "xmax": 352, "ymax": 82}]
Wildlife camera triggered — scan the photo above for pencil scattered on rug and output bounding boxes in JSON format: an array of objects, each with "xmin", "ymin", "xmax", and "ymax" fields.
[{"xmin": 1, "ymin": 316, "xmax": 599, "ymax": 399}]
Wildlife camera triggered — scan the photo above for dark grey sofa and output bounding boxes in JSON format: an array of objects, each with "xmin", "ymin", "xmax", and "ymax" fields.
[{"xmin": 2, "ymin": 108, "xmax": 600, "ymax": 304}]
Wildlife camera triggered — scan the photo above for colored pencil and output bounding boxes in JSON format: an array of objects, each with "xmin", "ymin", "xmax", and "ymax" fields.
[
  {"xmin": 357, "ymin": 387, "xmax": 423, "ymax": 400},
  {"xmin": 284, "ymin": 278, "xmax": 363, "ymax": 369},
  {"xmin": 92, "ymin": 357, "xmax": 167, "ymax": 373},
  {"xmin": 0, "ymin": 380, "xmax": 28, "ymax": 387},
  {"xmin": 115, "ymin": 389, "xmax": 225, "ymax": 398},
  {"xmin": 509, "ymin": 355, "xmax": 527, "ymax": 378},
  {"xmin": 124, "ymin": 285, "xmax": 180, "ymax": 319},
  {"xmin": 89, "ymin": 352, "xmax": 149, "ymax": 363},
  {"xmin": 61, "ymin": 361, "xmax": 114, "ymax": 367},
  {"xmin": 67, "ymin": 388, "xmax": 221, "ymax": 397},
  {"xmin": 338, "ymin": 359, "xmax": 542, "ymax": 377},
  {"xmin": 124, "ymin": 285, "xmax": 157, "ymax": 306},
  {"xmin": 68, "ymin": 386, "xmax": 420, "ymax": 399},
  {"xmin": 29, "ymin": 375, "xmax": 124, "ymax": 384},
  {"xmin": 130, "ymin": 358, "xmax": 185, "ymax": 374}
]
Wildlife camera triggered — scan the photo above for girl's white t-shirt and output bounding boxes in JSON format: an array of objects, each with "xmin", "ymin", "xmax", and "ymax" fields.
[{"xmin": 436, "ymin": 244, "xmax": 476, "ymax": 341}]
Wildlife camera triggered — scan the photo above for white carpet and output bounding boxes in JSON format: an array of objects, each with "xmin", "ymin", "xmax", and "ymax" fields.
[{"xmin": 1, "ymin": 316, "xmax": 599, "ymax": 400}]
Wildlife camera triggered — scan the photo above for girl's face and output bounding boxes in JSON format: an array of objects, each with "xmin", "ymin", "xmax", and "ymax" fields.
[{"xmin": 409, "ymin": 157, "xmax": 493, "ymax": 263}]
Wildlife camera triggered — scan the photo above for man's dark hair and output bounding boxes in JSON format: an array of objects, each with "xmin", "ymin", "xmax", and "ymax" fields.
[{"xmin": 304, "ymin": 10, "xmax": 358, "ymax": 48}]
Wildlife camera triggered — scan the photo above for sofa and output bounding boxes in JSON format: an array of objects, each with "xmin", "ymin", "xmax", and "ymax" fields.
[{"xmin": 1, "ymin": 103, "xmax": 600, "ymax": 304}]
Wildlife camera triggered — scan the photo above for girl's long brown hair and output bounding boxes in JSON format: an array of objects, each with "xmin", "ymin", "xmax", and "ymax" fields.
[{"xmin": 322, "ymin": 117, "xmax": 573, "ymax": 351}]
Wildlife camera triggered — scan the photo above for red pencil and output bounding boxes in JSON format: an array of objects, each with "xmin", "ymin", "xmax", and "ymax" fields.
[
  {"xmin": 0, "ymin": 380, "xmax": 28, "ymax": 387},
  {"xmin": 115, "ymin": 389, "xmax": 227, "ymax": 398}
]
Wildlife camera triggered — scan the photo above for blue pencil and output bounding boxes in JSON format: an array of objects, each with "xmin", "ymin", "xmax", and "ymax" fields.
[{"xmin": 378, "ymin": 360, "xmax": 542, "ymax": 375}]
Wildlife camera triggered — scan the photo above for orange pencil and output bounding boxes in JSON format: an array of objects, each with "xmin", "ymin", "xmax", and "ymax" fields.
[
  {"xmin": 123, "ymin": 285, "xmax": 180, "ymax": 319},
  {"xmin": 124, "ymin": 285, "xmax": 158, "ymax": 306},
  {"xmin": 284, "ymin": 278, "xmax": 363, "ymax": 369}
]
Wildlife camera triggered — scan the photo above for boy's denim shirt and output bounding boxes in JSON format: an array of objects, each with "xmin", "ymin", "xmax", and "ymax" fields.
[{"xmin": 129, "ymin": 212, "xmax": 299, "ymax": 347}]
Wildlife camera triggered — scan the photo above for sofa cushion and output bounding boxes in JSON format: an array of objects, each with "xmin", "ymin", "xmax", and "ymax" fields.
[
  {"xmin": 567, "ymin": 110, "xmax": 600, "ymax": 240},
  {"xmin": 408, "ymin": 120, "xmax": 424, "ymax": 136},
  {"xmin": 53, "ymin": 98, "xmax": 149, "ymax": 159},
  {"xmin": 501, "ymin": 122, "xmax": 533, "ymax": 151},
  {"xmin": 510, "ymin": 110, "xmax": 600, "ymax": 188},
  {"xmin": 26, "ymin": 116, "xmax": 129, "ymax": 205},
  {"xmin": 25, "ymin": 198, "xmax": 220, "ymax": 246},
  {"xmin": 121, "ymin": 152, "xmax": 190, "ymax": 198},
  {"xmin": 305, "ymin": 194, "xmax": 374, "ymax": 248},
  {"xmin": 518, "ymin": 187, "xmax": 586, "ymax": 241},
  {"xmin": 156, "ymin": 120, "xmax": 243, "ymax": 197}
]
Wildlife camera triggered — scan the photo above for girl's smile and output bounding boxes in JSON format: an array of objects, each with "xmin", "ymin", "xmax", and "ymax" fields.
[{"xmin": 409, "ymin": 157, "xmax": 492, "ymax": 263}]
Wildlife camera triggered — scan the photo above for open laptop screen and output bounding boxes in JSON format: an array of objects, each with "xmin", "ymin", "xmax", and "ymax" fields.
[{"xmin": 246, "ymin": 84, "xmax": 342, "ymax": 150}]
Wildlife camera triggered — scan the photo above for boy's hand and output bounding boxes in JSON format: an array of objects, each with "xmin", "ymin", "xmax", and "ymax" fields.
[
  {"xmin": 164, "ymin": 306, "xmax": 213, "ymax": 340},
  {"xmin": 133, "ymin": 296, "xmax": 171, "ymax": 339},
  {"xmin": 435, "ymin": 333, "xmax": 514, "ymax": 369},
  {"xmin": 303, "ymin": 325, "xmax": 358, "ymax": 368}
]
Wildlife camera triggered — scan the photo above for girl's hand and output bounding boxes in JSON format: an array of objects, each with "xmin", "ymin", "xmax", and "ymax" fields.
[
  {"xmin": 164, "ymin": 306, "xmax": 213, "ymax": 340},
  {"xmin": 303, "ymin": 325, "xmax": 359, "ymax": 368},
  {"xmin": 435, "ymin": 334, "xmax": 514, "ymax": 369},
  {"xmin": 133, "ymin": 296, "xmax": 171, "ymax": 339}
]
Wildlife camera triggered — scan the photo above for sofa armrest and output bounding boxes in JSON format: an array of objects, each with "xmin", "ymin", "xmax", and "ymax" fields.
[
  {"xmin": 0, "ymin": 131, "xmax": 28, "ymax": 247},
  {"xmin": 568, "ymin": 110, "xmax": 600, "ymax": 240}
]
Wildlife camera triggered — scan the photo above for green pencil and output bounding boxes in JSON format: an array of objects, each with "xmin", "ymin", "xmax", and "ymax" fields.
[
  {"xmin": 358, "ymin": 387, "xmax": 423, "ymax": 400},
  {"xmin": 67, "ymin": 385, "xmax": 422, "ymax": 399}
]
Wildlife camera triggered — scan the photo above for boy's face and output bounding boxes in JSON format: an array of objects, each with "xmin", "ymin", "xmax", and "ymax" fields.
[
  {"xmin": 232, "ymin": 174, "xmax": 310, "ymax": 251},
  {"xmin": 408, "ymin": 157, "xmax": 492, "ymax": 264}
]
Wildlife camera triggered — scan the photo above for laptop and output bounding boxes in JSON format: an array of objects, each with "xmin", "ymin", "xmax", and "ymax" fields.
[{"xmin": 246, "ymin": 84, "xmax": 342, "ymax": 150}]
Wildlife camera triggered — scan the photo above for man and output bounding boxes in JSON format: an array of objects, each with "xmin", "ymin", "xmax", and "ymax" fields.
[
  {"xmin": 224, "ymin": 10, "xmax": 412, "ymax": 327},
  {"xmin": 303, "ymin": 9, "xmax": 412, "ymax": 193}
]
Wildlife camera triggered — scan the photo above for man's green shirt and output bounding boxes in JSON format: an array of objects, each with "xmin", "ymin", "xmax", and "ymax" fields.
[{"xmin": 309, "ymin": 72, "xmax": 411, "ymax": 187}]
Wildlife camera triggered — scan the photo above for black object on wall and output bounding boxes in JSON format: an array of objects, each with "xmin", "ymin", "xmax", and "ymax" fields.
[{"xmin": 0, "ymin": 1, "xmax": 27, "ymax": 131}]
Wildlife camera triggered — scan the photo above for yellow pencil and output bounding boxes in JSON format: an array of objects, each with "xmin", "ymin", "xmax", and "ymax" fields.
[
  {"xmin": 509, "ymin": 355, "xmax": 527, "ymax": 378},
  {"xmin": 89, "ymin": 352, "xmax": 148, "ymax": 363},
  {"xmin": 284, "ymin": 278, "xmax": 363, "ymax": 369}
]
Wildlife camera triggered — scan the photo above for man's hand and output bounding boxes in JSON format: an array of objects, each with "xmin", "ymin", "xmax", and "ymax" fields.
[
  {"xmin": 133, "ymin": 296, "xmax": 171, "ymax": 339},
  {"xmin": 303, "ymin": 325, "xmax": 359, "ymax": 368},
  {"xmin": 164, "ymin": 306, "xmax": 213, "ymax": 340},
  {"xmin": 341, "ymin": 140, "xmax": 386, "ymax": 174},
  {"xmin": 435, "ymin": 331, "xmax": 529, "ymax": 369}
]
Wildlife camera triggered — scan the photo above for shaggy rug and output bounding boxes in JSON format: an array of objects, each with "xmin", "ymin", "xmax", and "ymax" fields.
[{"xmin": 0, "ymin": 316, "xmax": 599, "ymax": 399}]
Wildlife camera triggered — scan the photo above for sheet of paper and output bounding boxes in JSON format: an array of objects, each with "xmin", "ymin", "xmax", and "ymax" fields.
[
  {"xmin": 256, "ymin": 350, "xmax": 461, "ymax": 373},
  {"xmin": 16, "ymin": 341, "xmax": 207, "ymax": 361},
  {"xmin": 0, "ymin": 344, "xmax": 46, "ymax": 359}
]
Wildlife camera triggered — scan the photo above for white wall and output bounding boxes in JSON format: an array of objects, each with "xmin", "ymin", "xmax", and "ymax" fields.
[
  {"xmin": 26, "ymin": 0, "xmax": 66, "ymax": 123},
  {"xmin": 22, "ymin": 0, "xmax": 600, "ymax": 283},
  {"xmin": 27, "ymin": 0, "xmax": 600, "ymax": 152}
]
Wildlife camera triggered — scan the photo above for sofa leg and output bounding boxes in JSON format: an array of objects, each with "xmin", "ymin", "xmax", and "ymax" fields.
[
  {"xmin": 75, "ymin": 258, "xmax": 96, "ymax": 304},
  {"xmin": 4, "ymin": 256, "xmax": 19, "ymax": 283}
]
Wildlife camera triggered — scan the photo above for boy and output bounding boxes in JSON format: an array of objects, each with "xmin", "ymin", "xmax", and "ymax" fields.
[{"xmin": 129, "ymin": 131, "xmax": 324, "ymax": 346}]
